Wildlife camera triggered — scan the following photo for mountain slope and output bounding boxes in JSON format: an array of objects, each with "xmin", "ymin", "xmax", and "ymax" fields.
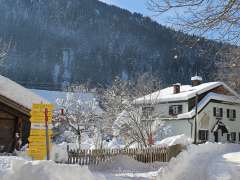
[{"xmin": 0, "ymin": 0, "xmax": 224, "ymax": 90}]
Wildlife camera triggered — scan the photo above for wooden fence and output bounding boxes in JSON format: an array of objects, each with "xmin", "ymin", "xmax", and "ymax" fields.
[{"xmin": 67, "ymin": 144, "xmax": 183, "ymax": 165}]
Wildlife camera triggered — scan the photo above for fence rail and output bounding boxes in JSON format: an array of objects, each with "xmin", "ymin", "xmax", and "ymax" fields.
[{"xmin": 67, "ymin": 144, "xmax": 183, "ymax": 165}]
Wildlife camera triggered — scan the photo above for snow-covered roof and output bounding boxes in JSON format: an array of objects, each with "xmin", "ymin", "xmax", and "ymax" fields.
[
  {"xmin": 177, "ymin": 92, "xmax": 240, "ymax": 119},
  {"xmin": 0, "ymin": 75, "xmax": 49, "ymax": 112},
  {"xmin": 191, "ymin": 76, "xmax": 203, "ymax": 81},
  {"xmin": 134, "ymin": 82, "xmax": 240, "ymax": 104}
]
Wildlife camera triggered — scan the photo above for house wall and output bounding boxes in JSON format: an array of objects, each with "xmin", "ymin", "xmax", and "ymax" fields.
[
  {"xmin": 162, "ymin": 119, "xmax": 193, "ymax": 138},
  {"xmin": 196, "ymin": 101, "xmax": 240, "ymax": 143},
  {"xmin": 153, "ymin": 101, "xmax": 240, "ymax": 143}
]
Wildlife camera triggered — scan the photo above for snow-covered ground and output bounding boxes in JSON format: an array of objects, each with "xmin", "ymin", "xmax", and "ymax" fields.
[
  {"xmin": 0, "ymin": 155, "xmax": 165, "ymax": 180},
  {"xmin": 0, "ymin": 156, "xmax": 95, "ymax": 180},
  {"xmin": 157, "ymin": 143, "xmax": 240, "ymax": 180},
  {"xmin": 1, "ymin": 143, "xmax": 240, "ymax": 180}
]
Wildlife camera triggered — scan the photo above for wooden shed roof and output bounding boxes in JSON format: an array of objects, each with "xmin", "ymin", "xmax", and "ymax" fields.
[{"xmin": 0, "ymin": 75, "xmax": 49, "ymax": 115}]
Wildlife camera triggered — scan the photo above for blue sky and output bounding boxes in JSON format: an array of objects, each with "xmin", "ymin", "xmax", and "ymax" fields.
[
  {"xmin": 99, "ymin": 0, "xmax": 149, "ymax": 15},
  {"xmin": 98, "ymin": 0, "xmax": 173, "ymax": 26},
  {"xmin": 98, "ymin": 0, "xmax": 222, "ymax": 42}
]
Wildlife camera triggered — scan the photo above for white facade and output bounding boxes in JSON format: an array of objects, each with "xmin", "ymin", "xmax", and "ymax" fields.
[
  {"xmin": 137, "ymin": 81, "xmax": 240, "ymax": 143},
  {"xmin": 196, "ymin": 102, "xmax": 240, "ymax": 143}
]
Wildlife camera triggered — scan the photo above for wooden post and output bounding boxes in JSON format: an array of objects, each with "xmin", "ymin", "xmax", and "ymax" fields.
[{"xmin": 45, "ymin": 108, "xmax": 50, "ymax": 160}]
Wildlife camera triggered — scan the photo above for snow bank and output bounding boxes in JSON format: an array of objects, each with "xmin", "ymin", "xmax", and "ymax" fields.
[
  {"xmin": 223, "ymin": 152, "xmax": 240, "ymax": 163},
  {"xmin": 50, "ymin": 142, "xmax": 69, "ymax": 162},
  {"xmin": 92, "ymin": 155, "xmax": 165, "ymax": 173},
  {"xmin": 0, "ymin": 156, "xmax": 98, "ymax": 180},
  {"xmin": 155, "ymin": 134, "xmax": 192, "ymax": 147},
  {"xmin": 157, "ymin": 143, "xmax": 240, "ymax": 180}
]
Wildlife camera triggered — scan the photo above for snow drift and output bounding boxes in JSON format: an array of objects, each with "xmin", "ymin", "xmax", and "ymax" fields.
[
  {"xmin": 157, "ymin": 143, "xmax": 240, "ymax": 180},
  {"xmin": 156, "ymin": 134, "xmax": 192, "ymax": 147},
  {"xmin": 0, "ymin": 157, "xmax": 97, "ymax": 180},
  {"xmin": 92, "ymin": 155, "xmax": 166, "ymax": 173}
]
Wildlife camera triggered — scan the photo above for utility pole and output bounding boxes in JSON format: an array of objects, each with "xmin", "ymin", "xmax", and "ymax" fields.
[{"xmin": 194, "ymin": 94, "xmax": 198, "ymax": 144}]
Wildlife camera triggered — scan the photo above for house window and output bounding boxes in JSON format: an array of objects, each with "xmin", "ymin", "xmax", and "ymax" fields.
[
  {"xmin": 227, "ymin": 134, "xmax": 230, "ymax": 141},
  {"xmin": 199, "ymin": 130, "xmax": 208, "ymax": 141},
  {"xmin": 169, "ymin": 105, "xmax": 183, "ymax": 115},
  {"xmin": 142, "ymin": 106, "xmax": 154, "ymax": 118},
  {"xmin": 227, "ymin": 109, "xmax": 236, "ymax": 121},
  {"xmin": 231, "ymin": 132, "xmax": 236, "ymax": 142},
  {"xmin": 213, "ymin": 107, "xmax": 223, "ymax": 117},
  {"xmin": 227, "ymin": 132, "xmax": 236, "ymax": 142}
]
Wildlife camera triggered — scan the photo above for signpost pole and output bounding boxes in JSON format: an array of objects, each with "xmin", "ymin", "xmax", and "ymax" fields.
[{"xmin": 45, "ymin": 108, "xmax": 50, "ymax": 160}]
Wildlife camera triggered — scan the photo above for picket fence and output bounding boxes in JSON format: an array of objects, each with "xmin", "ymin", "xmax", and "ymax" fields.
[{"xmin": 67, "ymin": 144, "xmax": 183, "ymax": 165}]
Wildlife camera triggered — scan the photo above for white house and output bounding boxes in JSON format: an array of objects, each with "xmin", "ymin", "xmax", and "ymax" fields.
[{"xmin": 135, "ymin": 76, "xmax": 240, "ymax": 143}]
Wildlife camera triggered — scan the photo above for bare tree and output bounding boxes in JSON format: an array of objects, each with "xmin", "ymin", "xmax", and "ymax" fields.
[
  {"xmin": 98, "ymin": 75, "xmax": 163, "ymax": 148},
  {"xmin": 214, "ymin": 47, "xmax": 240, "ymax": 92},
  {"xmin": 148, "ymin": 0, "xmax": 240, "ymax": 91},
  {"xmin": 97, "ymin": 77, "xmax": 132, "ymax": 135},
  {"xmin": 54, "ymin": 85, "xmax": 102, "ymax": 149},
  {"xmin": 113, "ymin": 105, "xmax": 156, "ymax": 148},
  {"xmin": 148, "ymin": 0, "xmax": 240, "ymax": 44}
]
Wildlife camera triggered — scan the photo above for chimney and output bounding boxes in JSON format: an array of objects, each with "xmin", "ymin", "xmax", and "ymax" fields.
[
  {"xmin": 191, "ymin": 75, "xmax": 202, "ymax": 86},
  {"xmin": 173, "ymin": 83, "xmax": 181, "ymax": 94}
]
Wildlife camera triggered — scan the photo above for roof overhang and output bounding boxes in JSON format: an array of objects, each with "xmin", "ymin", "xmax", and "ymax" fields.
[{"xmin": 0, "ymin": 94, "xmax": 30, "ymax": 116}]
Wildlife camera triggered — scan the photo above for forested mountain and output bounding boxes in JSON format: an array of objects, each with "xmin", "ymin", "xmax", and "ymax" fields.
[{"xmin": 0, "ymin": 0, "xmax": 227, "ymax": 90}]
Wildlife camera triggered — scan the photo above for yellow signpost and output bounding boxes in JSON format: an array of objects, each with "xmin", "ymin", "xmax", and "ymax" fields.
[{"xmin": 27, "ymin": 104, "xmax": 54, "ymax": 160}]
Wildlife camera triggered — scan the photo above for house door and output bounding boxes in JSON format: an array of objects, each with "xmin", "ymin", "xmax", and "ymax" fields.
[
  {"xmin": 0, "ymin": 111, "xmax": 17, "ymax": 153},
  {"xmin": 214, "ymin": 131, "xmax": 218, "ymax": 142}
]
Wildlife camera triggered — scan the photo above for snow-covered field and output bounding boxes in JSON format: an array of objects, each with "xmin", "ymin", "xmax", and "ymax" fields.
[{"xmin": 1, "ymin": 143, "xmax": 240, "ymax": 180}]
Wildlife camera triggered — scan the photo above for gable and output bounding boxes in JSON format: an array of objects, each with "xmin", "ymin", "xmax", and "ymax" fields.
[
  {"xmin": 188, "ymin": 85, "xmax": 238, "ymax": 111},
  {"xmin": 211, "ymin": 85, "xmax": 236, "ymax": 96}
]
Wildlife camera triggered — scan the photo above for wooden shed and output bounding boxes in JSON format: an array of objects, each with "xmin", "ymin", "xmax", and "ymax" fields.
[{"xmin": 0, "ymin": 75, "xmax": 48, "ymax": 153}]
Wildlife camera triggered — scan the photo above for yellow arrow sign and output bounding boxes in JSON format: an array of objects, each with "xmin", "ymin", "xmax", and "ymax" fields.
[
  {"xmin": 30, "ymin": 119, "xmax": 53, "ymax": 124},
  {"xmin": 30, "ymin": 111, "xmax": 53, "ymax": 117},
  {"xmin": 28, "ymin": 103, "xmax": 54, "ymax": 160},
  {"xmin": 32, "ymin": 104, "xmax": 54, "ymax": 110},
  {"xmin": 30, "ymin": 129, "xmax": 52, "ymax": 133}
]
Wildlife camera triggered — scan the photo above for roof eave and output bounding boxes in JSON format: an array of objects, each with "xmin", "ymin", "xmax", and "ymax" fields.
[{"xmin": 0, "ymin": 95, "xmax": 30, "ymax": 116}]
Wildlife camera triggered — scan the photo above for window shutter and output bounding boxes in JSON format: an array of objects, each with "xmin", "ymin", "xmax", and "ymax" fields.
[
  {"xmin": 227, "ymin": 109, "xmax": 230, "ymax": 118},
  {"xmin": 178, "ymin": 105, "xmax": 183, "ymax": 114},
  {"xmin": 233, "ymin": 110, "xmax": 236, "ymax": 118},
  {"xmin": 220, "ymin": 108, "xmax": 223, "ymax": 117},
  {"xmin": 213, "ymin": 107, "xmax": 216, "ymax": 116}
]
